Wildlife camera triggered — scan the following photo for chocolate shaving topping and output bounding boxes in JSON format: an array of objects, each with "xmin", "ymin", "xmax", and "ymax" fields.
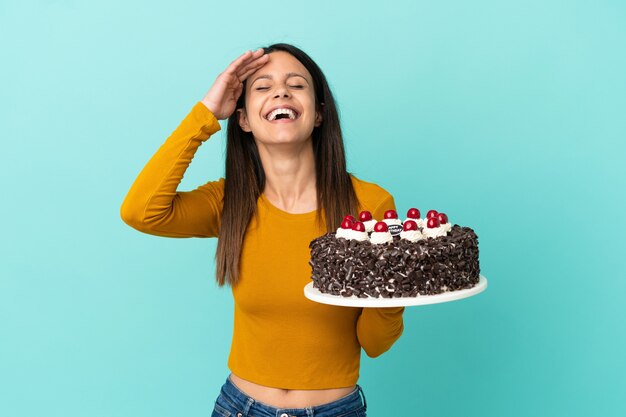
[{"xmin": 309, "ymin": 225, "xmax": 480, "ymax": 298}]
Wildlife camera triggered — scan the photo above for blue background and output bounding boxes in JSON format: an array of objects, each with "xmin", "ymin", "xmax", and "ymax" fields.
[{"xmin": 1, "ymin": 1, "xmax": 625, "ymax": 416}]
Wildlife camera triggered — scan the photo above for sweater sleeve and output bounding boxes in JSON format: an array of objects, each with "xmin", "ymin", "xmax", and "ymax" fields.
[
  {"xmin": 120, "ymin": 102, "xmax": 224, "ymax": 238},
  {"xmin": 356, "ymin": 193, "xmax": 406, "ymax": 357}
]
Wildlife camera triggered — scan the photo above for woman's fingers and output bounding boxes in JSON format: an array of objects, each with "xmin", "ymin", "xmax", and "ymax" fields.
[
  {"xmin": 225, "ymin": 50, "xmax": 253, "ymax": 74},
  {"xmin": 202, "ymin": 49, "xmax": 268, "ymax": 119},
  {"xmin": 225, "ymin": 48, "xmax": 265, "ymax": 78},
  {"xmin": 233, "ymin": 82, "xmax": 243, "ymax": 99},
  {"xmin": 237, "ymin": 54, "xmax": 269, "ymax": 82}
]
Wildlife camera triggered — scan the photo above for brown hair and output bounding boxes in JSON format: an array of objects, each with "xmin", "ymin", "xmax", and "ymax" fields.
[{"xmin": 215, "ymin": 43, "xmax": 359, "ymax": 287}]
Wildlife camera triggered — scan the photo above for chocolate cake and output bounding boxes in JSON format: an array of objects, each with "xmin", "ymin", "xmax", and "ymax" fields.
[{"xmin": 308, "ymin": 208, "xmax": 480, "ymax": 298}]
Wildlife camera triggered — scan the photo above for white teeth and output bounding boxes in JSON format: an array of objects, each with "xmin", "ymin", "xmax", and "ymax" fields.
[{"xmin": 266, "ymin": 108, "xmax": 297, "ymax": 121}]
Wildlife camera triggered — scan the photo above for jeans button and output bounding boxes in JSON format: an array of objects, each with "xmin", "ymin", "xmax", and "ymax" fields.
[
  {"xmin": 280, "ymin": 414, "xmax": 289, "ymax": 417},
  {"xmin": 237, "ymin": 413, "xmax": 242, "ymax": 417}
]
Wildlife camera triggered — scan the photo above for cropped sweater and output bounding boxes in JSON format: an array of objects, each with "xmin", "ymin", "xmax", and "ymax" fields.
[{"xmin": 120, "ymin": 102, "xmax": 405, "ymax": 389}]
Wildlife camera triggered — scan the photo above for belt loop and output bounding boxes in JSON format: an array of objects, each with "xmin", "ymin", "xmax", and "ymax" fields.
[
  {"xmin": 242, "ymin": 397, "xmax": 254, "ymax": 416},
  {"xmin": 357, "ymin": 385, "xmax": 367, "ymax": 409}
]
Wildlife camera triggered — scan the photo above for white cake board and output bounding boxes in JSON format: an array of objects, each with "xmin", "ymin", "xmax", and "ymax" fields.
[{"xmin": 304, "ymin": 275, "xmax": 487, "ymax": 307}]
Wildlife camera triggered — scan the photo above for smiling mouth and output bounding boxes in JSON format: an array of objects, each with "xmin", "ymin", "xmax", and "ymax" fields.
[{"xmin": 265, "ymin": 108, "xmax": 300, "ymax": 122}]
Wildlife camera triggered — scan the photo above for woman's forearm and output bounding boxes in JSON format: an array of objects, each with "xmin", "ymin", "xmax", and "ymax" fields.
[{"xmin": 120, "ymin": 102, "xmax": 224, "ymax": 238}]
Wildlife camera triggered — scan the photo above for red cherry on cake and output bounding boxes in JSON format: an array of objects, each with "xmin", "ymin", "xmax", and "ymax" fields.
[
  {"xmin": 384, "ymin": 210, "xmax": 398, "ymax": 219},
  {"xmin": 343, "ymin": 214, "xmax": 356, "ymax": 223},
  {"xmin": 437, "ymin": 212, "xmax": 448, "ymax": 224},
  {"xmin": 341, "ymin": 218, "xmax": 354, "ymax": 229},
  {"xmin": 406, "ymin": 208, "xmax": 421, "ymax": 219},
  {"xmin": 403, "ymin": 220, "xmax": 418, "ymax": 231},
  {"xmin": 374, "ymin": 221, "xmax": 389, "ymax": 232},
  {"xmin": 426, "ymin": 210, "xmax": 438, "ymax": 219},
  {"xmin": 358, "ymin": 210, "xmax": 373, "ymax": 222},
  {"xmin": 352, "ymin": 221, "xmax": 366, "ymax": 232},
  {"xmin": 427, "ymin": 217, "xmax": 440, "ymax": 228}
]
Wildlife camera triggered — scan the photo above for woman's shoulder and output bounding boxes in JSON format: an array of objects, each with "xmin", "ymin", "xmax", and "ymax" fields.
[{"xmin": 349, "ymin": 173, "xmax": 394, "ymax": 208}]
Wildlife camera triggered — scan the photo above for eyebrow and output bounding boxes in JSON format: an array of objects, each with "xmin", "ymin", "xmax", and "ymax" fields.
[{"xmin": 251, "ymin": 72, "xmax": 309, "ymax": 85}]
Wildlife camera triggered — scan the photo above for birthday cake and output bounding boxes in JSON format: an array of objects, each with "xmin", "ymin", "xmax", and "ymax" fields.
[{"xmin": 308, "ymin": 208, "xmax": 480, "ymax": 298}]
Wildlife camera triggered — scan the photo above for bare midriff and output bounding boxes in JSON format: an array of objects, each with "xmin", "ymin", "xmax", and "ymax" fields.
[{"xmin": 229, "ymin": 373, "xmax": 357, "ymax": 408}]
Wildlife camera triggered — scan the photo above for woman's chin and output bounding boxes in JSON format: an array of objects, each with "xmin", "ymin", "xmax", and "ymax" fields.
[{"xmin": 254, "ymin": 132, "xmax": 313, "ymax": 147}]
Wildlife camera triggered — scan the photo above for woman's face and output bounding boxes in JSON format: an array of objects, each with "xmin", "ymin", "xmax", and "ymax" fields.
[{"xmin": 238, "ymin": 51, "xmax": 322, "ymax": 146}]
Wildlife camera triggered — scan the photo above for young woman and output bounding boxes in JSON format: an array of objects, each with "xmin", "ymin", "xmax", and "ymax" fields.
[{"xmin": 121, "ymin": 43, "xmax": 405, "ymax": 417}]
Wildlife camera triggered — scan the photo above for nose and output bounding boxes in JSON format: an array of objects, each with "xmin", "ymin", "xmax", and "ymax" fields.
[{"xmin": 273, "ymin": 85, "xmax": 290, "ymax": 98}]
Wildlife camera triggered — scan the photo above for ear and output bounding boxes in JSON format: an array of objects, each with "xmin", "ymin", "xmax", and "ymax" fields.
[
  {"xmin": 314, "ymin": 105, "xmax": 324, "ymax": 127},
  {"xmin": 237, "ymin": 108, "xmax": 252, "ymax": 132}
]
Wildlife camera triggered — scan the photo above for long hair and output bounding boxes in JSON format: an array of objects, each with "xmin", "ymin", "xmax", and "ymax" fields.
[{"xmin": 215, "ymin": 43, "xmax": 359, "ymax": 287}]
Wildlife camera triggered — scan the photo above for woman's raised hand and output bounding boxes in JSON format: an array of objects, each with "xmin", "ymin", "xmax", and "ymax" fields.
[{"xmin": 201, "ymin": 48, "xmax": 269, "ymax": 120}]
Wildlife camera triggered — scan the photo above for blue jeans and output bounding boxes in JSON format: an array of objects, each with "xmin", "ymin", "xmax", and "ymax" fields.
[{"xmin": 211, "ymin": 375, "xmax": 368, "ymax": 417}]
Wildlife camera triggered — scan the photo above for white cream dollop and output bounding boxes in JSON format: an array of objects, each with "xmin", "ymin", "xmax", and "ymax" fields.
[
  {"xmin": 370, "ymin": 231, "xmax": 393, "ymax": 244},
  {"xmin": 335, "ymin": 227, "xmax": 351, "ymax": 239},
  {"xmin": 383, "ymin": 218, "xmax": 402, "ymax": 227},
  {"xmin": 404, "ymin": 218, "xmax": 426, "ymax": 229},
  {"xmin": 362, "ymin": 219, "xmax": 377, "ymax": 233},
  {"xmin": 336, "ymin": 227, "xmax": 369, "ymax": 241},
  {"xmin": 440, "ymin": 222, "xmax": 452, "ymax": 233},
  {"xmin": 400, "ymin": 229, "xmax": 424, "ymax": 242},
  {"xmin": 422, "ymin": 225, "xmax": 448, "ymax": 238},
  {"xmin": 344, "ymin": 229, "xmax": 369, "ymax": 241}
]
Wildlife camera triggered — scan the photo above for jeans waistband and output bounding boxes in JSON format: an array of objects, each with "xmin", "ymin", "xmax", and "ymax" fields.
[{"xmin": 221, "ymin": 375, "xmax": 367, "ymax": 416}]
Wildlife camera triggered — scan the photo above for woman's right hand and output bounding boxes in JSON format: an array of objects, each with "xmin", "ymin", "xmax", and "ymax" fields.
[{"xmin": 201, "ymin": 48, "xmax": 270, "ymax": 120}]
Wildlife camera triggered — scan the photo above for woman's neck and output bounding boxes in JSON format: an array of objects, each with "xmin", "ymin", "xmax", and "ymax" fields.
[{"xmin": 256, "ymin": 140, "xmax": 317, "ymax": 214}]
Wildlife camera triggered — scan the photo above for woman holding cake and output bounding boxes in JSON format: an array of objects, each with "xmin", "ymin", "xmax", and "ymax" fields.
[{"xmin": 120, "ymin": 43, "xmax": 404, "ymax": 417}]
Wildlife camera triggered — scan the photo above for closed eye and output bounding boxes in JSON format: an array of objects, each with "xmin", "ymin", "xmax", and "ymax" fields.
[{"xmin": 255, "ymin": 85, "xmax": 304, "ymax": 91}]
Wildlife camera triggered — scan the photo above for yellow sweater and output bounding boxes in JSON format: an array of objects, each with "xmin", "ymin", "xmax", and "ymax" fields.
[{"xmin": 120, "ymin": 102, "xmax": 405, "ymax": 389}]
